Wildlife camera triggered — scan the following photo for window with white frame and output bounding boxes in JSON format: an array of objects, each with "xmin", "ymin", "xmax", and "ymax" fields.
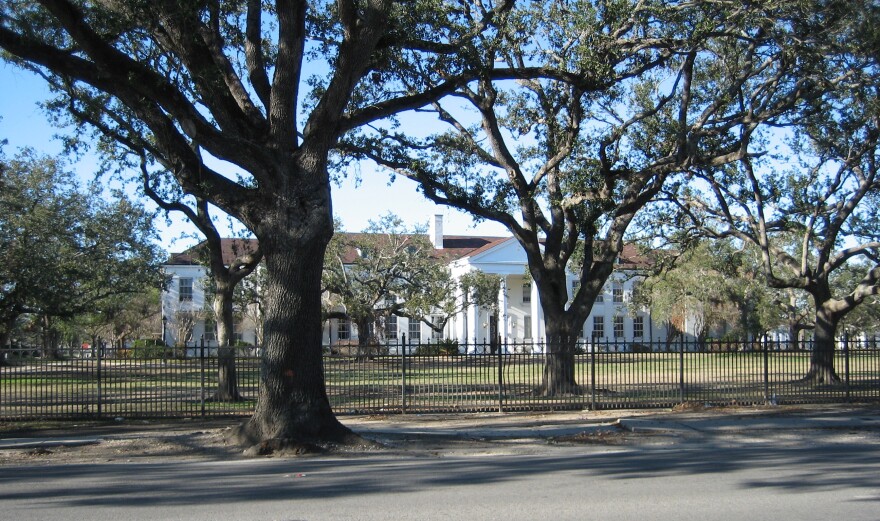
[
  {"xmin": 524, "ymin": 316, "xmax": 532, "ymax": 339},
  {"xmin": 430, "ymin": 315, "xmax": 443, "ymax": 339},
  {"xmin": 613, "ymin": 315, "xmax": 625, "ymax": 339},
  {"xmin": 179, "ymin": 277, "xmax": 193, "ymax": 302},
  {"xmin": 633, "ymin": 315, "xmax": 644, "ymax": 339},
  {"xmin": 612, "ymin": 282, "xmax": 624, "ymax": 303},
  {"xmin": 592, "ymin": 315, "xmax": 605, "ymax": 339},
  {"xmin": 522, "ymin": 282, "xmax": 531, "ymax": 304},
  {"xmin": 408, "ymin": 319, "xmax": 421, "ymax": 342},
  {"xmin": 385, "ymin": 314, "xmax": 398, "ymax": 340},
  {"xmin": 337, "ymin": 319, "xmax": 351, "ymax": 340},
  {"xmin": 203, "ymin": 318, "xmax": 216, "ymax": 342}
]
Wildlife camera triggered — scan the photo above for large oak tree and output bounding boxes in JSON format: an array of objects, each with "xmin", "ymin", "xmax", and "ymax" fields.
[
  {"xmin": 0, "ymin": 0, "xmax": 519, "ymax": 447},
  {"xmin": 664, "ymin": 2, "xmax": 880, "ymax": 382},
  {"xmin": 347, "ymin": 0, "xmax": 831, "ymax": 394}
]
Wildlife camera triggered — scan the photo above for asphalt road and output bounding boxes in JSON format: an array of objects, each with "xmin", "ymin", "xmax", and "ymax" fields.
[{"xmin": 2, "ymin": 433, "xmax": 878, "ymax": 521}]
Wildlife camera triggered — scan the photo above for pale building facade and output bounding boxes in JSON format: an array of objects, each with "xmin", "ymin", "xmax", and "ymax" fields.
[{"xmin": 163, "ymin": 216, "xmax": 666, "ymax": 353}]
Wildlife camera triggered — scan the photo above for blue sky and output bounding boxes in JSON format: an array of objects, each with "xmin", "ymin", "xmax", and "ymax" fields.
[{"xmin": 0, "ymin": 63, "xmax": 508, "ymax": 254}]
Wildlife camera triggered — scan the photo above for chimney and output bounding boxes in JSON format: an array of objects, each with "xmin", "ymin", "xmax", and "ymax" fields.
[{"xmin": 429, "ymin": 214, "xmax": 444, "ymax": 249}]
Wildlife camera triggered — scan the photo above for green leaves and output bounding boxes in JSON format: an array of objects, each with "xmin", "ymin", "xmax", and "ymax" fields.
[
  {"xmin": 322, "ymin": 212, "xmax": 453, "ymax": 338},
  {"xmin": 0, "ymin": 147, "xmax": 164, "ymax": 337}
]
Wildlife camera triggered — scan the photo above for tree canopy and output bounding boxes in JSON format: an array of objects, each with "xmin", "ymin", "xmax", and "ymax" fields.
[
  {"xmin": 0, "ymin": 0, "xmax": 521, "ymax": 447},
  {"xmin": 663, "ymin": 2, "xmax": 880, "ymax": 381},
  {"xmin": 0, "ymin": 147, "xmax": 164, "ymax": 349},
  {"xmin": 345, "ymin": 0, "xmax": 838, "ymax": 394}
]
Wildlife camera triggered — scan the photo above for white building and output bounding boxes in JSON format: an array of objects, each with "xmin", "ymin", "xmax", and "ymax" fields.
[
  {"xmin": 163, "ymin": 216, "xmax": 666, "ymax": 353},
  {"xmin": 162, "ymin": 240, "xmax": 261, "ymax": 354},
  {"xmin": 424, "ymin": 216, "xmax": 665, "ymax": 352},
  {"xmin": 327, "ymin": 215, "xmax": 667, "ymax": 352}
]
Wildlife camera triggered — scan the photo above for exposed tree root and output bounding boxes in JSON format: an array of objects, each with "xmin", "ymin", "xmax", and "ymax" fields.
[
  {"xmin": 229, "ymin": 417, "xmax": 382, "ymax": 456},
  {"xmin": 797, "ymin": 367, "xmax": 841, "ymax": 385},
  {"xmin": 536, "ymin": 383, "xmax": 583, "ymax": 398}
]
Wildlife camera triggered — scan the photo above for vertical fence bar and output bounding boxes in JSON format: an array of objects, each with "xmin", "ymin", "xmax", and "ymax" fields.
[
  {"xmin": 498, "ymin": 338, "xmax": 505, "ymax": 413},
  {"xmin": 401, "ymin": 333, "xmax": 408, "ymax": 414},
  {"xmin": 200, "ymin": 337, "xmax": 206, "ymax": 417},
  {"xmin": 590, "ymin": 341, "xmax": 596, "ymax": 411},
  {"xmin": 678, "ymin": 337, "xmax": 685, "ymax": 404},
  {"xmin": 844, "ymin": 333, "xmax": 851, "ymax": 403},
  {"xmin": 95, "ymin": 338, "xmax": 103, "ymax": 419},
  {"xmin": 763, "ymin": 336, "xmax": 770, "ymax": 404}
]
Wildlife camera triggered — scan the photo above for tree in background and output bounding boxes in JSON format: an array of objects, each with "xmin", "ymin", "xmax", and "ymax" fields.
[
  {"xmin": 163, "ymin": 201, "xmax": 262, "ymax": 402},
  {"xmin": 348, "ymin": 1, "xmax": 832, "ymax": 394},
  {"xmin": 0, "ymin": 0, "xmax": 521, "ymax": 448},
  {"xmin": 0, "ymin": 147, "xmax": 164, "ymax": 360},
  {"xmin": 669, "ymin": 4, "xmax": 880, "ymax": 381},
  {"xmin": 323, "ymin": 214, "xmax": 500, "ymax": 353},
  {"xmin": 634, "ymin": 240, "xmax": 802, "ymax": 348},
  {"xmin": 83, "ymin": 288, "xmax": 163, "ymax": 353},
  {"xmin": 834, "ymin": 263, "xmax": 880, "ymax": 343}
]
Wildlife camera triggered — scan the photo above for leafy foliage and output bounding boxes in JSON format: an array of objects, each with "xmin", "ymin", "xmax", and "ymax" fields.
[{"xmin": 0, "ymin": 147, "xmax": 164, "ymax": 345}]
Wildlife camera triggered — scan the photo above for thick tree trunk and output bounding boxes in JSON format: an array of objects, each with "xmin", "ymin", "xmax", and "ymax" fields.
[
  {"xmin": 0, "ymin": 329, "xmax": 10, "ymax": 367},
  {"xmin": 355, "ymin": 317, "xmax": 383, "ymax": 358},
  {"xmin": 787, "ymin": 322, "xmax": 801, "ymax": 350},
  {"xmin": 805, "ymin": 305, "xmax": 841, "ymax": 383},
  {"xmin": 539, "ymin": 316, "xmax": 579, "ymax": 396},
  {"xmin": 212, "ymin": 288, "xmax": 242, "ymax": 402},
  {"xmin": 234, "ymin": 210, "xmax": 358, "ymax": 451}
]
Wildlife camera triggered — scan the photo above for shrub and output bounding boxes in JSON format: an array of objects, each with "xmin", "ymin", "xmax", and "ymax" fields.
[
  {"xmin": 130, "ymin": 339, "xmax": 170, "ymax": 359},
  {"xmin": 414, "ymin": 339, "xmax": 460, "ymax": 356},
  {"xmin": 630, "ymin": 342, "xmax": 653, "ymax": 353}
]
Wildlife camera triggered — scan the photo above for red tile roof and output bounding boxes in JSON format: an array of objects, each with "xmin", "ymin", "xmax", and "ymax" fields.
[
  {"xmin": 167, "ymin": 236, "xmax": 652, "ymax": 268},
  {"xmin": 167, "ymin": 238, "xmax": 259, "ymax": 266}
]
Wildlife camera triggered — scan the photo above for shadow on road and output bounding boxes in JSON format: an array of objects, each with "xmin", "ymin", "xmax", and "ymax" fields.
[{"xmin": 1, "ymin": 435, "xmax": 878, "ymax": 508}]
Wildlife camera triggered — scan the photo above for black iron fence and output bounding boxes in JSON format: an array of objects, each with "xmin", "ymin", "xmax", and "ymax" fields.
[{"xmin": 1, "ymin": 338, "xmax": 878, "ymax": 420}]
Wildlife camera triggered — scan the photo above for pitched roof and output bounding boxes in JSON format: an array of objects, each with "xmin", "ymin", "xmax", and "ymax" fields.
[
  {"xmin": 166, "ymin": 238, "xmax": 259, "ymax": 266},
  {"xmin": 166, "ymin": 235, "xmax": 652, "ymax": 269},
  {"xmin": 437, "ymin": 235, "xmax": 510, "ymax": 260},
  {"xmin": 617, "ymin": 243, "xmax": 653, "ymax": 269}
]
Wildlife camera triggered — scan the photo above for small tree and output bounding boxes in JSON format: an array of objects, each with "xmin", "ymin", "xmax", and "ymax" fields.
[
  {"xmin": 635, "ymin": 240, "xmax": 791, "ymax": 348},
  {"xmin": 0, "ymin": 147, "xmax": 164, "ymax": 359},
  {"xmin": 323, "ymin": 214, "xmax": 454, "ymax": 354}
]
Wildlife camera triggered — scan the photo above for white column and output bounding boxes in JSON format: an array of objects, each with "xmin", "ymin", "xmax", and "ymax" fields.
[
  {"xmin": 455, "ymin": 284, "xmax": 468, "ymax": 345},
  {"xmin": 498, "ymin": 276, "xmax": 508, "ymax": 348},
  {"xmin": 467, "ymin": 303, "xmax": 479, "ymax": 352}
]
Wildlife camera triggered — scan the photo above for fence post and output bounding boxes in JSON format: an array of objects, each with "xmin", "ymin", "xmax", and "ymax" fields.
[
  {"xmin": 401, "ymin": 333, "xmax": 407, "ymax": 414},
  {"xmin": 498, "ymin": 337, "xmax": 505, "ymax": 413},
  {"xmin": 679, "ymin": 337, "xmax": 685, "ymax": 404},
  {"xmin": 763, "ymin": 336, "xmax": 770, "ymax": 404},
  {"xmin": 590, "ymin": 339, "xmax": 597, "ymax": 411},
  {"xmin": 95, "ymin": 337, "xmax": 103, "ymax": 419},
  {"xmin": 200, "ymin": 336, "xmax": 206, "ymax": 417},
  {"xmin": 844, "ymin": 332, "xmax": 851, "ymax": 403}
]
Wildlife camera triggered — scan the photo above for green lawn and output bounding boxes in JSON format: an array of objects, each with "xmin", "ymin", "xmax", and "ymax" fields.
[{"xmin": 2, "ymin": 350, "xmax": 878, "ymax": 418}]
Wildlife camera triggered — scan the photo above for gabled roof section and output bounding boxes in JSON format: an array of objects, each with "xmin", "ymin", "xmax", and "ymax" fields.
[
  {"xmin": 437, "ymin": 235, "xmax": 510, "ymax": 260},
  {"xmin": 617, "ymin": 244, "xmax": 653, "ymax": 269},
  {"xmin": 167, "ymin": 238, "xmax": 259, "ymax": 266},
  {"xmin": 166, "ymin": 234, "xmax": 649, "ymax": 269}
]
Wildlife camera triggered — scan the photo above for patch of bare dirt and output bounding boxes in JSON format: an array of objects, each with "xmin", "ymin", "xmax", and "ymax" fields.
[{"xmin": 0, "ymin": 421, "xmax": 243, "ymax": 465}]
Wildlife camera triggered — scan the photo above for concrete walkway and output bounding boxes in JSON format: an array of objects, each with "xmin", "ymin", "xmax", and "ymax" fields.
[{"xmin": 1, "ymin": 404, "xmax": 878, "ymax": 451}]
